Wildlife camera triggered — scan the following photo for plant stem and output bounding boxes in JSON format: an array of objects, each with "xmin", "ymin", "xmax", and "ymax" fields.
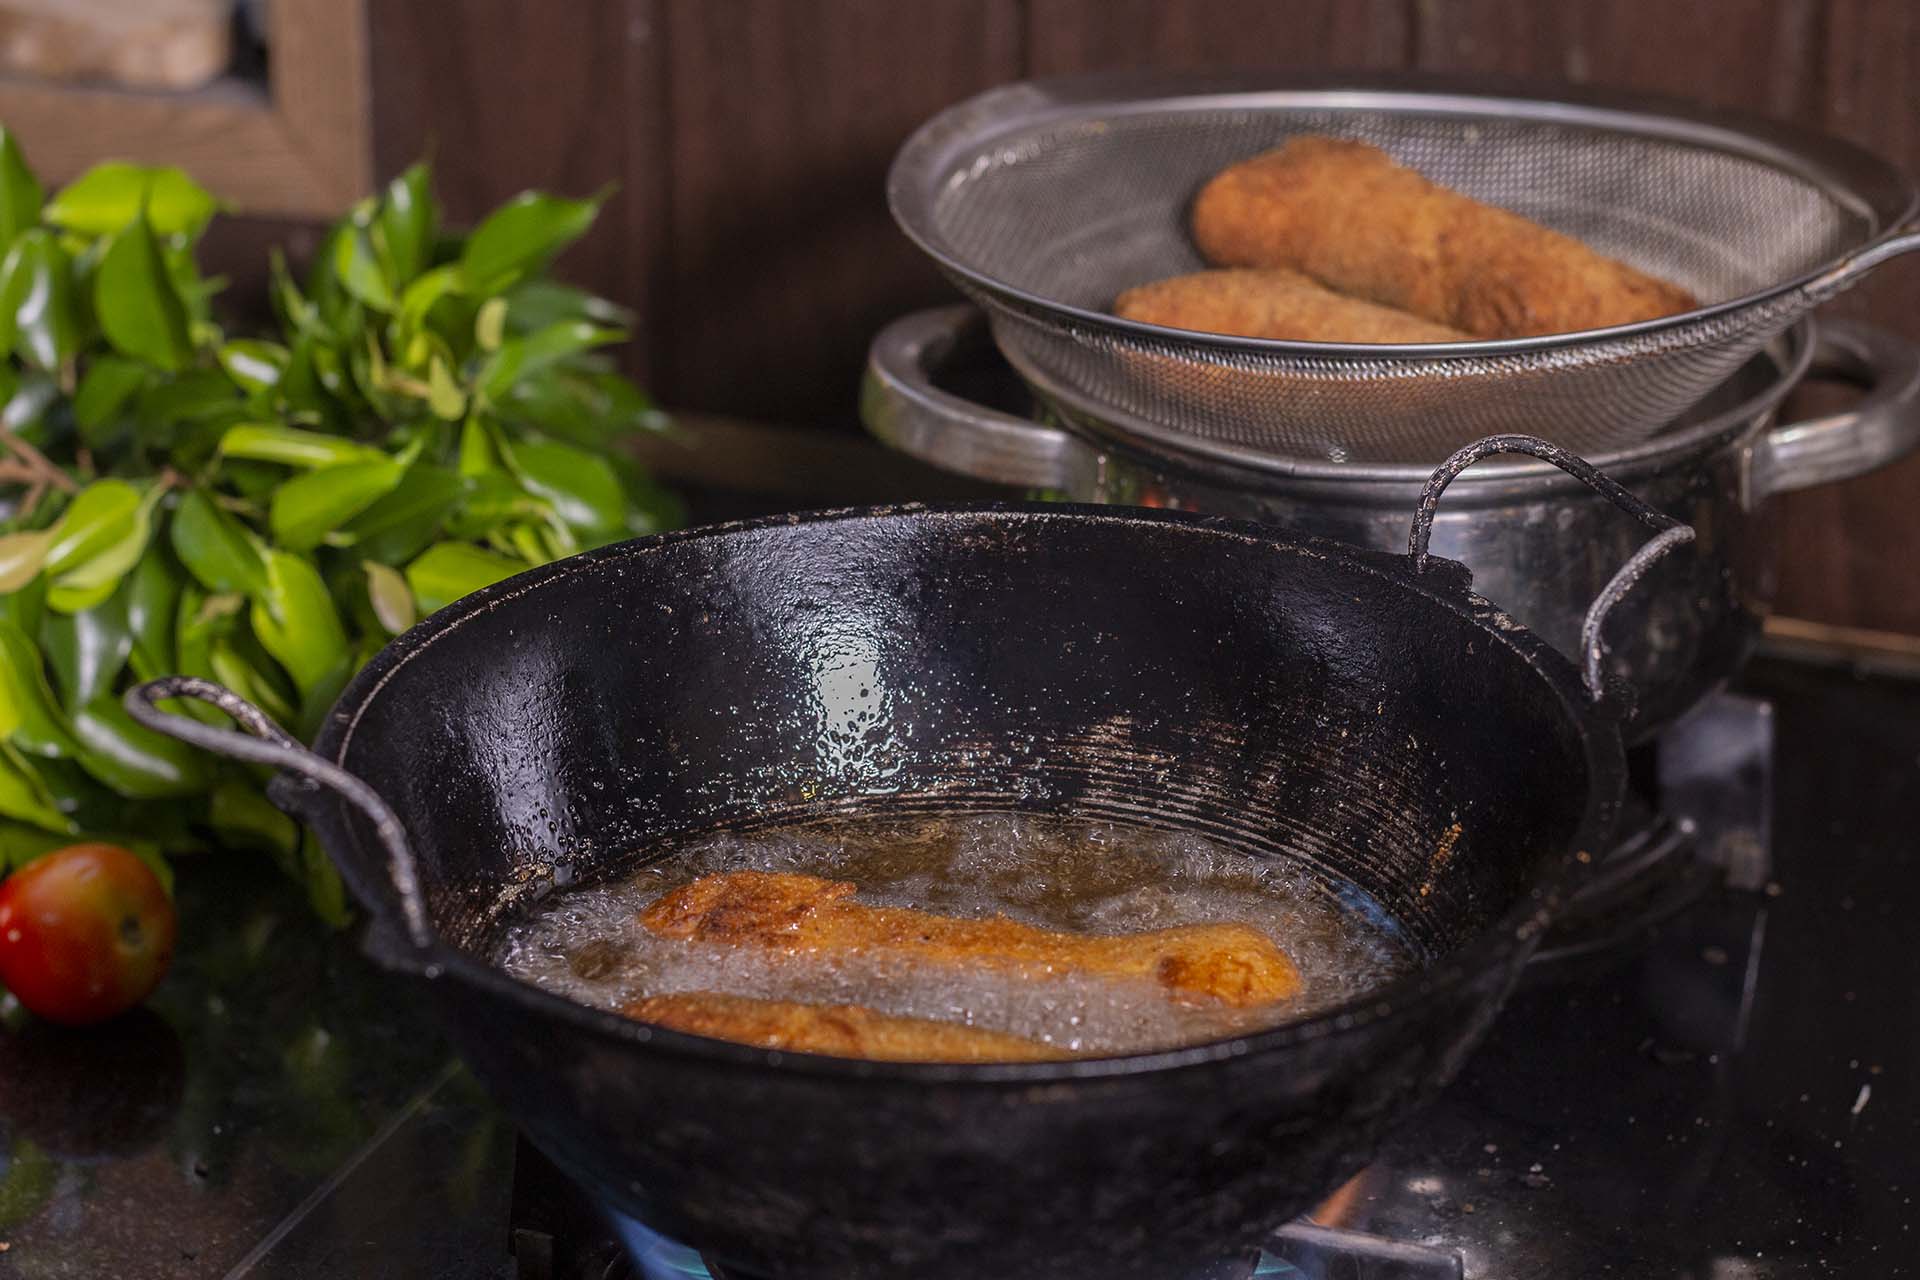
[{"xmin": 0, "ymin": 429, "xmax": 77, "ymax": 494}]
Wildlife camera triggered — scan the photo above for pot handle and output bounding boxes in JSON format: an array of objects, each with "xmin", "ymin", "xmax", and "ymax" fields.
[
  {"xmin": 122, "ymin": 675, "xmax": 432, "ymax": 950},
  {"xmin": 1750, "ymin": 317, "xmax": 1920, "ymax": 498},
  {"xmin": 1409, "ymin": 435, "xmax": 1696, "ymax": 704},
  {"xmin": 861, "ymin": 304, "xmax": 1102, "ymax": 491}
]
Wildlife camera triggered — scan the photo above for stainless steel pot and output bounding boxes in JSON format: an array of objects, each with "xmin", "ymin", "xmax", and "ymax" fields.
[{"xmin": 863, "ymin": 306, "xmax": 1920, "ymax": 739}]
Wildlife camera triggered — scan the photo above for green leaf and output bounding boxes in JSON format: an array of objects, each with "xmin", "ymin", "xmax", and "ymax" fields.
[
  {"xmin": 0, "ymin": 747, "xmax": 71, "ymax": 833},
  {"xmin": 95, "ymin": 214, "xmax": 194, "ymax": 370},
  {"xmin": 3, "ymin": 569, "xmax": 46, "ymax": 638},
  {"xmin": 169, "ymin": 586, "xmax": 239, "ymax": 723},
  {"xmin": 457, "ymin": 415, "xmax": 499, "ymax": 476},
  {"xmin": 46, "ymin": 162, "xmax": 218, "ymax": 239},
  {"xmin": 44, "ymin": 162, "xmax": 147, "ymax": 235},
  {"xmin": 478, "ymin": 321, "xmax": 623, "ymax": 405},
  {"xmin": 294, "ymin": 650, "xmax": 354, "ymax": 743},
  {"xmin": 170, "ymin": 489, "xmax": 269, "ymax": 595},
  {"xmin": 41, "ymin": 592, "xmax": 130, "ymax": 711},
  {"xmin": 475, "ymin": 296, "xmax": 507, "ymax": 351},
  {"xmin": 47, "ymin": 484, "xmax": 159, "ymax": 611},
  {"xmin": 269, "ymin": 456, "xmax": 406, "ymax": 551},
  {"xmin": 333, "ymin": 222, "xmax": 396, "ymax": 311},
  {"xmin": 507, "ymin": 438, "xmax": 625, "ymax": 536},
  {"xmin": 218, "ymin": 339, "xmax": 289, "ymax": 397},
  {"xmin": 502, "ymin": 278, "xmax": 632, "ymax": 333},
  {"xmin": 204, "ymin": 640, "xmax": 290, "ymax": 729},
  {"xmin": 0, "ymin": 617, "xmax": 78, "ymax": 756},
  {"xmin": 443, "ymin": 470, "xmax": 545, "ymax": 538},
  {"xmin": 270, "ymin": 246, "xmax": 318, "ymax": 336},
  {"xmin": 42, "ymin": 164, "xmax": 216, "ymax": 241},
  {"xmin": 0, "ymin": 528, "xmax": 52, "ymax": 592},
  {"xmin": 377, "ymin": 162, "xmax": 436, "ymax": 287},
  {"xmin": 145, "ymin": 167, "xmax": 220, "ymax": 239},
  {"xmin": 297, "ymin": 827, "xmax": 351, "ymax": 926},
  {"xmin": 405, "ymin": 542, "xmax": 522, "ymax": 613},
  {"xmin": 124, "ymin": 546, "xmax": 181, "ymax": 679},
  {"xmin": 218, "ymin": 422, "xmax": 384, "ymax": 469},
  {"xmin": 134, "ymin": 367, "xmax": 241, "ymax": 427},
  {"xmin": 0, "ymin": 229, "xmax": 79, "ymax": 375},
  {"xmin": 43, "ymin": 479, "xmax": 141, "ymax": 577},
  {"xmin": 427, "ymin": 356, "xmax": 465, "ymax": 419},
  {"xmin": 209, "ymin": 777, "xmax": 299, "ymax": 857},
  {"xmin": 362, "ymin": 560, "xmax": 415, "ymax": 634},
  {"xmin": 72, "ymin": 694, "xmax": 211, "ymax": 798},
  {"xmin": 0, "ymin": 128, "xmax": 43, "ymax": 253},
  {"xmin": 0, "ymin": 821, "xmax": 76, "ymax": 870},
  {"xmin": 73, "ymin": 355, "xmax": 148, "ymax": 434},
  {"xmin": 164, "ymin": 238, "xmax": 220, "ymax": 328},
  {"xmin": 397, "ymin": 263, "xmax": 463, "ymax": 335},
  {"xmin": 342, "ymin": 463, "xmax": 461, "ymax": 564},
  {"xmin": 460, "ymin": 191, "xmax": 601, "ymax": 294},
  {"xmin": 2, "ymin": 369, "xmax": 58, "ymax": 436},
  {"xmin": 250, "ymin": 549, "xmax": 348, "ymax": 695}
]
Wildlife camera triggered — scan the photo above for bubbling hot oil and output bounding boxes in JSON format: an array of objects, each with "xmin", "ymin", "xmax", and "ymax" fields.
[{"xmin": 496, "ymin": 814, "xmax": 1414, "ymax": 1056}]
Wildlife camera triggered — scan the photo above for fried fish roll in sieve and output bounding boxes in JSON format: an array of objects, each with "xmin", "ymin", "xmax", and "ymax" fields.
[
  {"xmin": 1115, "ymin": 267, "xmax": 1471, "ymax": 342},
  {"xmin": 624, "ymin": 991, "xmax": 1072, "ymax": 1062},
  {"xmin": 1190, "ymin": 136, "xmax": 1698, "ymax": 339},
  {"xmin": 638, "ymin": 871, "xmax": 1301, "ymax": 1006}
]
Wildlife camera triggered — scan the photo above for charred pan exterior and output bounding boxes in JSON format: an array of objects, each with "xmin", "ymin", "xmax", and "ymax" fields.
[{"xmin": 1191, "ymin": 137, "xmax": 1698, "ymax": 339}]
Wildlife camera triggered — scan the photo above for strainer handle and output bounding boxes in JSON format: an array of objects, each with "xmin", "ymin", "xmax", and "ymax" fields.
[
  {"xmin": 1409, "ymin": 436, "xmax": 1696, "ymax": 704},
  {"xmin": 122, "ymin": 675, "xmax": 433, "ymax": 952},
  {"xmin": 1810, "ymin": 223, "xmax": 1920, "ymax": 298},
  {"xmin": 862, "ymin": 306, "xmax": 1102, "ymax": 491}
]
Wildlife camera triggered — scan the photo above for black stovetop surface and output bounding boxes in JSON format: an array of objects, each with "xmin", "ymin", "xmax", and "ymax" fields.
[{"xmin": 3, "ymin": 657, "xmax": 1916, "ymax": 1278}]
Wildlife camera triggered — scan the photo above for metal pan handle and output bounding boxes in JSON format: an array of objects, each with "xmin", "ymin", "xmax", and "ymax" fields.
[
  {"xmin": 1750, "ymin": 317, "xmax": 1920, "ymax": 498},
  {"xmin": 1408, "ymin": 435, "xmax": 1696, "ymax": 704},
  {"xmin": 861, "ymin": 305, "xmax": 1103, "ymax": 491},
  {"xmin": 123, "ymin": 676, "xmax": 432, "ymax": 950}
]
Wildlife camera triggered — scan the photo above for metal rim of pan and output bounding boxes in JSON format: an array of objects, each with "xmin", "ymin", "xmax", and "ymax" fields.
[{"xmin": 307, "ymin": 502, "xmax": 1628, "ymax": 1085}]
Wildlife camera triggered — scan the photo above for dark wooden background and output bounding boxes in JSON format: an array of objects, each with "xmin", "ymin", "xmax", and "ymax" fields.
[{"xmin": 214, "ymin": 0, "xmax": 1920, "ymax": 636}]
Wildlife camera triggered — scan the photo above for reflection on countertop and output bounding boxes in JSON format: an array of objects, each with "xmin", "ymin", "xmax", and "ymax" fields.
[{"xmin": 0, "ymin": 853, "xmax": 510, "ymax": 1279}]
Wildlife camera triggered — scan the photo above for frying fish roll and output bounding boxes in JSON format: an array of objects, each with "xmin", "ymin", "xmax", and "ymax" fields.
[
  {"xmin": 1190, "ymin": 136, "xmax": 1698, "ymax": 339},
  {"xmin": 638, "ymin": 871, "xmax": 1301, "ymax": 1007},
  {"xmin": 624, "ymin": 991, "xmax": 1072, "ymax": 1062},
  {"xmin": 1115, "ymin": 267, "xmax": 1471, "ymax": 343}
]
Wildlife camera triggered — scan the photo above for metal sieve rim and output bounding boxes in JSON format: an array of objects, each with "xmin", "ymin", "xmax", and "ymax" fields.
[
  {"xmin": 888, "ymin": 70, "xmax": 1919, "ymax": 360},
  {"xmin": 1016, "ymin": 321, "xmax": 1815, "ymax": 487}
]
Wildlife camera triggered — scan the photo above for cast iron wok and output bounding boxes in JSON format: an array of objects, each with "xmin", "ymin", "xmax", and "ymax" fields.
[{"xmin": 129, "ymin": 436, "xmax": 1670, "ymax": 1279}]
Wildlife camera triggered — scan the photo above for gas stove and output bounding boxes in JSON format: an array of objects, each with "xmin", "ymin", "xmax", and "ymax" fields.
[
  {"xmin": 497, "ymin": 690, "xmax": 1839, "ymax": 1280},
  {"xmin": 6, "ymin": 657, "xmax": 1911, "ymax": 1280}
]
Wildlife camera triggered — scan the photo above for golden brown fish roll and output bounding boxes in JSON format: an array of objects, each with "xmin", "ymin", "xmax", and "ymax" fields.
[
  {"xmin": 1116, "ymin": 267, "xmax": 1471, "ymax": 343},
  {"xmin": 1190, "ymin": 136, "xmax": 1697, "ymax": 339},
  {"xmin": 624, "ymin": 991, "xmax": 1072, "ymax": 1062},
  {"xmin": 638, "ymin": 871, "xmax": 1301, "ymax": 1007}
]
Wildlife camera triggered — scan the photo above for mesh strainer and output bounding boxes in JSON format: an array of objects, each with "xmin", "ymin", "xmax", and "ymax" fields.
[{"xmin": 888, "ymin": 72, "xmax": 1920, "ymax": 464}]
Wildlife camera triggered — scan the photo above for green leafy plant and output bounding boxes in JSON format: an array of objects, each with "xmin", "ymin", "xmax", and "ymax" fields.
[{"xmin": 0, "ymin": 134, "xmax": 678, "ymax": 920}]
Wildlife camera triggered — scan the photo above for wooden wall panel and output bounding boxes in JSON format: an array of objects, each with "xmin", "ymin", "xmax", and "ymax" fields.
[
  {"xmin": 1025, "ymin": 0, "xmax": 1411, "ymax": 74},
  {"xmin": 1413, "ymin": 0, "xmax": 1823, "ymax": 118},
  {"xmin": 1771, "ymin": 0, "xmax": 1920, "ymax": 633},
  {"xmin": 366, "ymin": 0, "xmax": 665, "ymax": 380},
  {"xmin": 652, "ymin": 0, "xmax": 1022, "ymax": 423},
  {"xmin": 342, "ymin": 0, "xmax": 1920, "ymax": 633}
]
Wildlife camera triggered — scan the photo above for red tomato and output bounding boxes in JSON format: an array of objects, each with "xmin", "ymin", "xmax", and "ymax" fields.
[{"xmin": 0, "ymin": 843, "xmax": 175, "ymax": 1026}]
